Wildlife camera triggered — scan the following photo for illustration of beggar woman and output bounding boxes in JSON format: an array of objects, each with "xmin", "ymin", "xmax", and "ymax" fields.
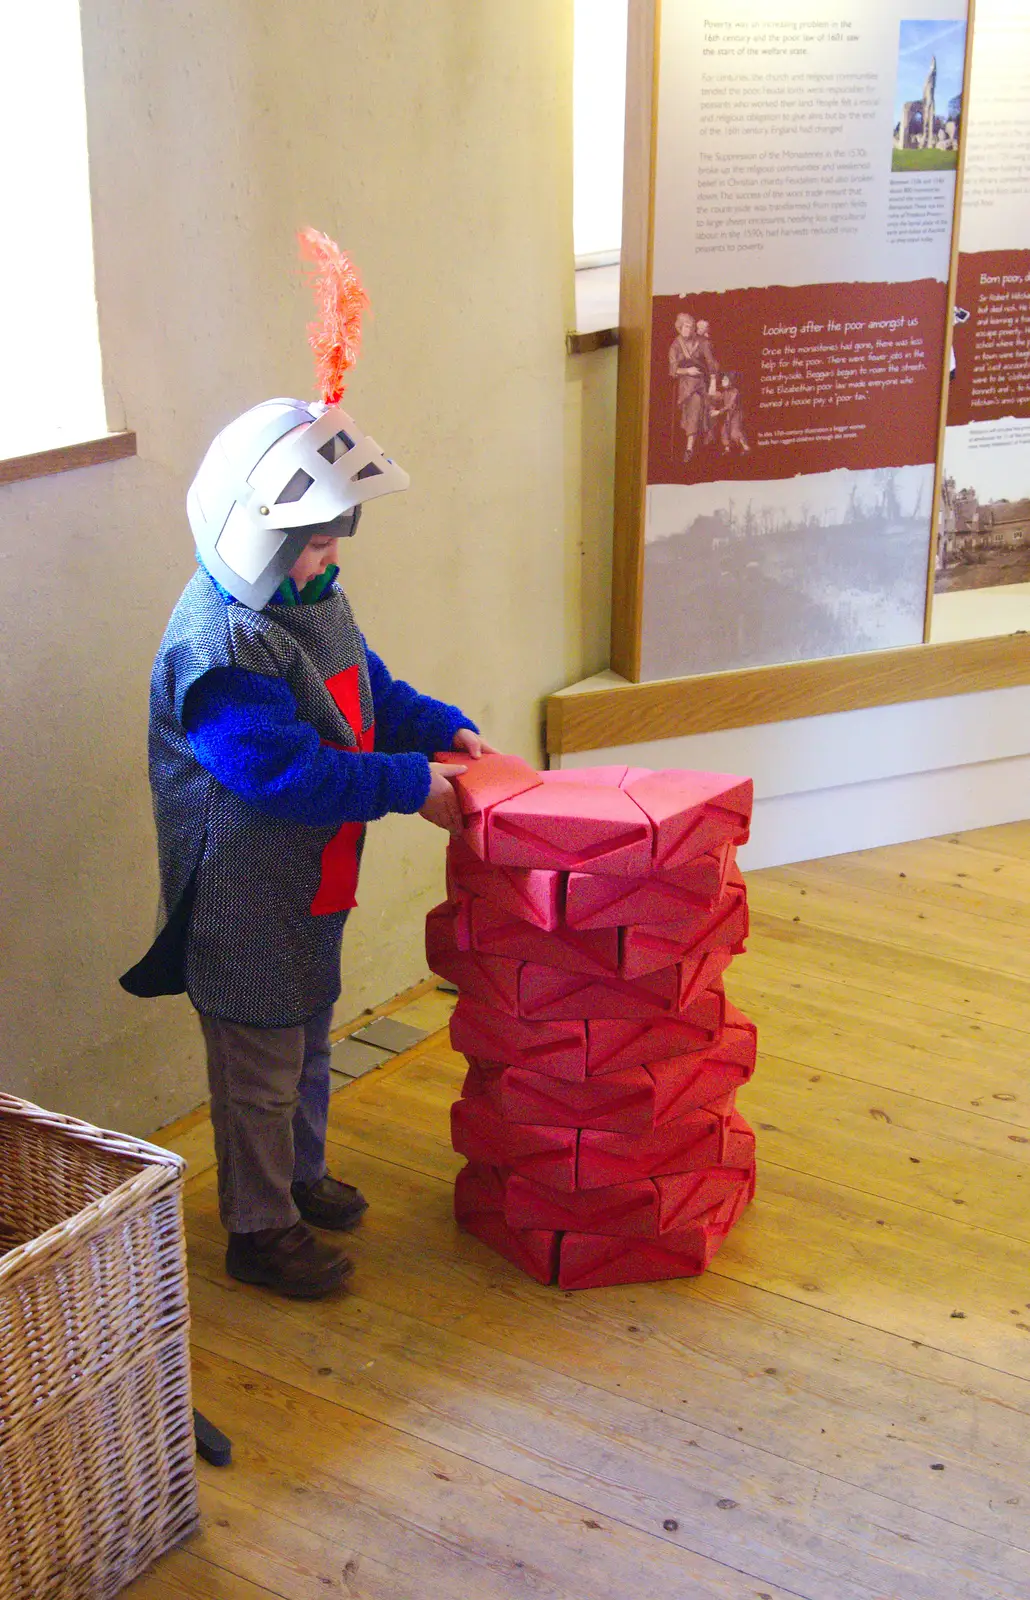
[{"xmin": 668, "ymin": 311, "xmax": 719, "ymax": 461}]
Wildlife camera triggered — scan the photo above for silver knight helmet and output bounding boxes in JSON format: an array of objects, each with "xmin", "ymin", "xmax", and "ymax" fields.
[{"xmin": 186, "ymin": 230, "xmax": 409, "ymax": 608}]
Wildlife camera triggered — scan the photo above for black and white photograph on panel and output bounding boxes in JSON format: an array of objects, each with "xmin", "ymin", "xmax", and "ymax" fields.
[{"xmin": 640, "ymin": 466, "xmax": 935, "ymax": 681}]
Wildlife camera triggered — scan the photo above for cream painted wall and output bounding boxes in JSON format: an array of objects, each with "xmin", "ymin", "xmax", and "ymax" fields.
[{"xmin": 0, "ymin": 1, "xmax": 617, "ymax": 1135}]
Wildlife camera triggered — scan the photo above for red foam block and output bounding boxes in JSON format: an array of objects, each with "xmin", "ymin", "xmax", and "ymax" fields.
[
  {"xmin": 585, "ymin": 990, "xmax": 726, "ymax": 1074},
  {"xmin": 453, "ymin": 1164, "xmax": 559, "ymax": 1284},
  {"xmin": 506, "ymin": 1162, "xmax": 754, "ymax": 1239},
  {"xmin": 487, "ymin": 783, "xmax": 653, "ymax": 876},
  {"xmin": 707, "ymin": 1003, "xmax": 758, "ymax": 1073},
  {"xmin": 470, "ymin": 897, "xmax": 619, "ymax": 978},
  {"xmin": 451, "ymin": 1096, "xmax": 577, "ymax": 1191},
  {"xmin": 518, "ymin": 963, "xmax": 677, "ymax": 1021},
  {"xmin": 624, "ymin": 770, "xmax": 753, "ymax": 870},
  {"xmin": 646, "ymin": 1040, "xmax": 755, "ymax": 1119},
  {"xmin": 654, "ymin": 1163, "xmax": 756, "ymax": 1230},
  {"xmin": 463, "ymin": 1044, "xmax": 753, "ymax": 1132},
  {"xmin": 576, "ymin": 1103, "xmax": 725, "ymax": 1189},
  {"xmin": 442, "ymin": 889, "xmax": 473, "ymax": 951},
  {"xmin": 462, "ymin": 1060, "xmax": 658, "ymax": 1132},
  {"xmin": 426, "ymin": 903, "xmax": 521, "ymax": 1014},
  {"xmin": 557, "ymin": 1179, "xmax": 752, "ymax": 1289},
  {"xmin": 443, "ymin": 752, "xmax": 543, "ymax": 859},
  {"xmin": 722, "ymin": 1108, "xmax": 756, "ymax": 1168},
  {"xmin": 449, "ymin": 996, "xmax": 587, "ymax": 1081},
  {"xmin": 518, "ymin": 947, "xmax": 732, "ymax": 1021},
  {"xmin": 620, "ymin": 867, "xmax": 749, "ymax": 980},
  {"xmin": 615, "ymin": 1008, "xmax": 756, "ymax": 1111},
  {"xmin": 565, "ymin": 848, "xmax": 734, "ymax": 928},
  {"xmin": 506, "ymin": 1173, "xmax": 657, "ymax": 1237},
  {"xmin": 447, "ymin": 834, "xmax": 561, "ymax": 931},
  {"xmin": 536, "ymin": 765, "xmax": 651, "ymax": 788},
  {"xmin": 678, "ymin": 947, "xmax": 734, "ymax": 1010}
]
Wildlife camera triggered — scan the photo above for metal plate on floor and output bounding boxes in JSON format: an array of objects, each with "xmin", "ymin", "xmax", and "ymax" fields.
[
  {"xmin": 329, "ymin": 1037, "xmax": 392, "ymax": 1080},
  {"xmin": 350, "ymin": 1018, "xmax": 428, "ymax": 1054}
]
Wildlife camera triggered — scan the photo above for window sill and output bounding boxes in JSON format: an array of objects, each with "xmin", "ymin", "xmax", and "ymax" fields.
[
  {"xmin": 0, "ymin": 431, "xmax": 137, "ymax": 488},
  {"xmin": 567, "ymin": 264, "xmax": 620, "ymax": 355}
]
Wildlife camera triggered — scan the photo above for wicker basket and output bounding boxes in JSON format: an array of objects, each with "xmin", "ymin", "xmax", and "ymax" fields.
[{"xmin": 0, "ymin": 1094, "xmax": 199, "ymax": 1599}]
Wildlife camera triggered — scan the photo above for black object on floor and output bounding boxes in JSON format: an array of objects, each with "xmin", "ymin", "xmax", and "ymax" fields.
[{"xmin": 194, "ymin": 1409, "xmax": 232, "ymax": 1466}]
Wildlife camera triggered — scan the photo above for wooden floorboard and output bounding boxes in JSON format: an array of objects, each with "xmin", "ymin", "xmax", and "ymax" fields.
[{"xmin": 127, "ymin": 822, "xmax": 1030, "ymax": 1600}]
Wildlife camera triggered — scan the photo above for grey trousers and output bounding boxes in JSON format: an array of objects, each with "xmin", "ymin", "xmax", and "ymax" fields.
[{"xmin": 198, "ymin": 1005, "xmax": 333, "ymax": 1233}]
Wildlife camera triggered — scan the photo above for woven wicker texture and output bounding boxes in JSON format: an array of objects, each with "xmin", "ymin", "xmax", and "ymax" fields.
[{"xmin": 0, "ymin": 1095, "xmax": 199, "ymax": 1598}]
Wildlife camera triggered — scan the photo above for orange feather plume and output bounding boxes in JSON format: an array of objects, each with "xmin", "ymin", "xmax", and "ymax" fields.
[{"xmin": 298, "ymin": 227, "xmax": 369, "ymax": 405}]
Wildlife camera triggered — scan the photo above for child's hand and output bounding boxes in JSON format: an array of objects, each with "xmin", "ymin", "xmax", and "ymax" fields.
[
  {"xmin": 419, "ymin": 761, "xmax": 467, "ymax": 835},
  {"xmin": 452, "ymin": 728, "xmax": 498, "ymax": 760}
]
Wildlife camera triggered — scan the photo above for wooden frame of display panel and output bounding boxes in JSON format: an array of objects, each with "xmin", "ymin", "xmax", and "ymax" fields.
[{"xmin": 579, "ymin": 0, "xmax": 1030, "ymax": 756}]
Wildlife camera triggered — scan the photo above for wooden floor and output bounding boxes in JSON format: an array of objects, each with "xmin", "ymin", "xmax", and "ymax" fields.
[{"xmin": 132, "ymin": 823, "xmax": 1030, "ymax": 1600}]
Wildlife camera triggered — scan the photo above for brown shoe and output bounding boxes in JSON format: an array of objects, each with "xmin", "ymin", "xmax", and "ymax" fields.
[
  {"xmin": 291, "ymin": 1174, "xmax": 369, "ymax": 1231},
  {"xmin": 226, "ymin": 1220, "xmax": 353, "ymax": 1298}
]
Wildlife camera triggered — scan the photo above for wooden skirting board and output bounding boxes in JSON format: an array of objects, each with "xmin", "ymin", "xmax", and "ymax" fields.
[{"xmin": 546, "ymin": 632, "xmax": 1030, "ymax": 754}]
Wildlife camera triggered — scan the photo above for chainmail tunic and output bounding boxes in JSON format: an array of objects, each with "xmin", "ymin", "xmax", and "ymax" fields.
[{"xmin": 145, "ymin": 570, "xmax": 374, "ymax": 1026}]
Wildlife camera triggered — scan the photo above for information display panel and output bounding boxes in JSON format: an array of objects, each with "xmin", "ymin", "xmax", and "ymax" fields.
[
  {"xmin": 632, "ymin": 0, "xmax": 969, "ymax": 682},
  {"xmin": 933, "ymin": 0, "xmax": 1030, "ymax": 633}
]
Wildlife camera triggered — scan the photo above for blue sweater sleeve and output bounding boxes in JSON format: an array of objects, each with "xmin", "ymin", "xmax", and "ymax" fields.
[
  {"xmin": 182, "ymin": 668, "xmax": 432, "ymax": 826},
  {"xmin": 365, "ymin": 643, "xmax": 477, "ymax": 756}
]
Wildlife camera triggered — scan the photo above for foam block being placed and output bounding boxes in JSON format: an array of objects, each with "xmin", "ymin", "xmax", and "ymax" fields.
[
  {"xmin": 449, "ymin": 996, "xmax": 587, "ymax": 1081},
  {"xmin": 453, "ymin": 1164, "xmax": 559, "ymax": 1284},
  {"xmin": 447, "ymin": 834, "xmax": 562, "ymax": 931},
  {"xmin": 565, "ymin": 848, "xmax": 733, "ymax": 928},
  {"xmin": 469, "ymin": 897, "xmax": 619, "ymax": 978},
  {"xmin": 487, "ymin": 783, "xmax": 653, "ymax": 876},
  {"xmin": 556, "ymin": 1178, "xmax": 752, "ymax": 1289},
  {"xmin": 619, "ymin": 866, "xmax": 749, "ymax": 980},
  {"xmin": 441, "ymin": 752, "xmax": 543, "ymax": 859},
  {"xmin": 451, "ymin": 1096, "xmax": 578, "ymax": 1191},
  {"xmin": 624, "ymin": 770, "xmax": 753, "ymax": 871}
]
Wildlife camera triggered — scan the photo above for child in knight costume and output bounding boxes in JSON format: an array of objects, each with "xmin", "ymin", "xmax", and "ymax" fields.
[{"xmin": 122, "ymin": 231, "xmax": 490, "ymax": 1298}]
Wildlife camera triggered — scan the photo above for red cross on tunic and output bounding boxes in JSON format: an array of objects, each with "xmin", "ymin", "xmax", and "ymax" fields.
[{"xmin": 311, "ymin": 666, "xmax": 375, "ymax": 915}]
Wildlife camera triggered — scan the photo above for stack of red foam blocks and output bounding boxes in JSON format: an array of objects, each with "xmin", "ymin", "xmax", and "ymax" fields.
[{"xmin": 425, "ymin": 755, "xmax": 757, "ymax": 1290}]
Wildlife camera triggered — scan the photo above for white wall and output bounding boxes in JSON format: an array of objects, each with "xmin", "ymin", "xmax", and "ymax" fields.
[{"xmin": 0, "ymin": 1, "xmax": 588, "ymax": 1134}]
